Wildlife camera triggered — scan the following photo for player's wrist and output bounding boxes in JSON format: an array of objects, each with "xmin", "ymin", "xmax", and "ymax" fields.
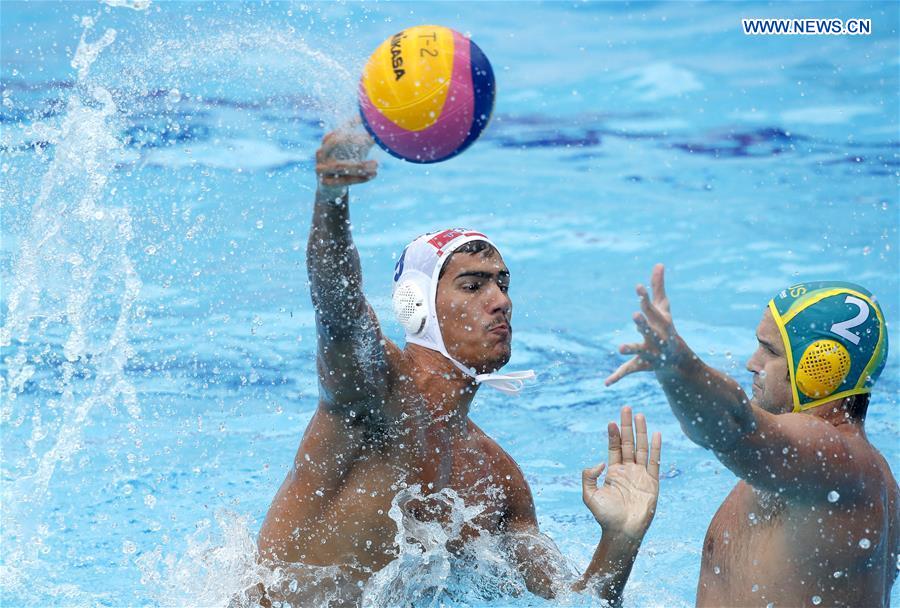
[
  {"xmin": 656, "ymin": 334, "xmax": 697, "ymax": 377},
  {"xmin": 316, "ymin": 183, "xmax": 349, "ymax": 205},
  {"xmin": 600, "ymin": 527, "xmax": 646, "ymax": 551}
]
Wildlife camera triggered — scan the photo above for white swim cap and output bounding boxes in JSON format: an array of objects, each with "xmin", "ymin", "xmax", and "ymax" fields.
[{"xmin": 391, "ymin": 229, "xmax": 535, "ymax": 395}]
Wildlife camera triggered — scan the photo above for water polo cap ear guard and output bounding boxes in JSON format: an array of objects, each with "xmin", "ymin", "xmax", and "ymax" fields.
[
  {"xmin": 391, "ymin": 229, "xmax": 536, "ymax": 395},
  {"xmin": 768, "ymin": 281, "xmax": 889, "ymax": 413},
  {"xmin": 392, "ymin": 269, "xmax": 429, "ymax": 335}
]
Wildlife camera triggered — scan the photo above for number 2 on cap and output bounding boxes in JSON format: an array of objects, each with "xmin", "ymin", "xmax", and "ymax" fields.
[{"xmin": 830, "ymin": 295, "xmax": 868, "ymax": 346}]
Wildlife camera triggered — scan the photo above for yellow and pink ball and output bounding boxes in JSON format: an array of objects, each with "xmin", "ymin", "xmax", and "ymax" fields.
[{"xmin": 358, "ymin": 26, "xmax": 496, "ymax": 164}]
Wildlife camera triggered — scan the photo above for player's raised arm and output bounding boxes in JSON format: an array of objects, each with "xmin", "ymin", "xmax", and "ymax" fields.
[
  {"xmin": 308, "ymin": 129, "xmax": 390, "ymax": 412},
  {"xmin": 605, "ymin": 264, "xmax": 755, "ymax": 452},
  {"xmin": 606, "ymin": 268, "xmax": 887, "ymax": 503}
]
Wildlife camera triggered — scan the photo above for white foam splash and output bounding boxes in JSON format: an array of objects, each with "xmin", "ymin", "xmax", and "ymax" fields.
[
  {"xmin": 71, "ymin": 27, "xmax": 117, "ymax": 81},
  {"xmin": 141, "ymin": 485, "xmax": 592, "ymax": 607},
  {"xmin": 101, "ymin": 0, "xmax": 152, "ymax": 10},
  {"xmin": 1, "ymin": 7, "xmax": 142, "ymax": 599}
]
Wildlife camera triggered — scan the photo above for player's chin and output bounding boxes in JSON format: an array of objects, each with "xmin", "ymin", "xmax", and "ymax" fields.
[
  {"xmin": 489, "ymin": 344, "xmax": 512, "ymax": 370},
  {"xmin": 473, "ymin": 344, "xmax": 511, "ymax": 374}
]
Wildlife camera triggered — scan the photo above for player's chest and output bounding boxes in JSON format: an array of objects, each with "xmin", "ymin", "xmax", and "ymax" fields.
[{"xmin": 703, "ymin": 484, "xmax": 789, "ymax": 572}]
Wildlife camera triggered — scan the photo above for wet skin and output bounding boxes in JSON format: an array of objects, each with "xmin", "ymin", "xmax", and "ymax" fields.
[
  {"xmin": 256, "ymin": 130, "xmax": 662, "ymax": 606},
  {"xmin": 608, "ymin": 265, "xmax": 900, "ymax": 607},
  {"xmin": 258, "ymin": 252, "xmax": 532, "ymax": 575},
  {"xmin": 697, "ymin": 310, "xmax": 899, "ymax": 607},
  {"xmin": 256, "ymin": 132, "xmax": 533, "ymax": 588}
]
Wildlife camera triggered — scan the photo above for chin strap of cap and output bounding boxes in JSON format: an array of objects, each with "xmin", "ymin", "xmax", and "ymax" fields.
[
  {"xmin": 474, "ymin": 370, "xmax": 537, "ymax": 395},
  {"xmin": 444, "ymin": 354, "xmax": 536, "ymax": 396}
]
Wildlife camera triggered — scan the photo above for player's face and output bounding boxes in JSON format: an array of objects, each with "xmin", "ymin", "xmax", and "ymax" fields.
[
  {"xmin": 746, "ymin": 308, "xmax": 793, "ymax": 414},
  {"xmin": 436, "ymin": 250, "xmax": 512, "ymax": 375}
]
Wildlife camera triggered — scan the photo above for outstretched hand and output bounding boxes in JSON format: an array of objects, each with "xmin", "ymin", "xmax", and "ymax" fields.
[
  {"xmin": 582, "ymin": 406, "xmax": 661, "ymax": 540},
  {"xmin": 605, "ymin": 264, "xmax": 686, "ymax": 386},
  {"xmin": 315, "ymin": 124, "xmax": 377, "ymax": 190}
]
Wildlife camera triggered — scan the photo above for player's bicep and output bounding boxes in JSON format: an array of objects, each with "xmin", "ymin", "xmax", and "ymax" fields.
[
  {"xmin": 315, "ymin": 303, "xmax": 392, "ymax": 407},
  {"xmin": 716, "ymin": 409, "xmax": 865, "ymax": 501}
]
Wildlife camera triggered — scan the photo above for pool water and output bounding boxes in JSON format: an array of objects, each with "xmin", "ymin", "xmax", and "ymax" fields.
[{"xmin": 1, "ymin": 1, "xmax": 898, "ymax": 606}]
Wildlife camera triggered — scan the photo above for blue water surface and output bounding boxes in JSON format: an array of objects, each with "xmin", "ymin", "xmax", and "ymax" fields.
[{"xmin": 2, "ymin": 1, "xmax": 898, "ymax": 606}]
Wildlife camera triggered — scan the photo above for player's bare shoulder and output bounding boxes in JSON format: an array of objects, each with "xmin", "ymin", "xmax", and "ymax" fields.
[
  {"xmin": 837, "ymin": 421, "xmax": 896, "ymax": 505},
  {"xmin": 468, "ymin": 423, "xmax": 535, "ymax": 520}
]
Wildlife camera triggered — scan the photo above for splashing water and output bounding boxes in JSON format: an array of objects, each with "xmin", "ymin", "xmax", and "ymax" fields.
[
  {"xmin": 1, "ymin": 9, "xmax": 143, "ymax": 600},
  {"xmin": 137, "ymin": 484, "xmax": 586, "ymax": 608},
  {"xmin": 5, "ymin": 2, "xmax": 894, "ymax": 606},
  {"xmin": 135, "ymin": 510, "xmax": 352, "ymax": 608},
  {"xmin": 362, "ymin": 484, "xmax": 530, "ymax": 608}
]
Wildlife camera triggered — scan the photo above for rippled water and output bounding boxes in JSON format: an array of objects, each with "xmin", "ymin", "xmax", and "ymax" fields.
[{"xmin": 2, "ymin": 1, "xmax": 898, "ymax": 606}]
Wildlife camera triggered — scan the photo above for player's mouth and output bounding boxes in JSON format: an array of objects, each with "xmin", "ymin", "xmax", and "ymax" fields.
[{"xmin": 487, "ymin": 322, "xmax": 510, "ymax": 340}]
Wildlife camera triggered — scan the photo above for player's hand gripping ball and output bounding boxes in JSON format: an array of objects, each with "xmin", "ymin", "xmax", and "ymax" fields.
[{"xmin": 358, "ymin": 25, "xmax": 495, "ymax": 164}]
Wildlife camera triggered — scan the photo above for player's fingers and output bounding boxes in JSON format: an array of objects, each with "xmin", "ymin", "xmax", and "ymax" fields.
[
  {"xmin": 604, "ymin": 356, "xmax": 647, "ymax": 386},
  {"xmin": 582, "ymin": 462, "xmax": 606, "ymax": 490},
  {"xmin": 320, "ymin": 130, "xmax": 373, "ymax": 157},
  {"xmin": 649, "ymin": 431, "xmax": 662, "ymax": 480},
  {"xmin": 320, "ymin": 174, "xmax": 376, "ymax": 187},
  {"xmin": 635, "ymin": 413, "xmax": 649, "ymax": 466},
  {"xmin": 638, "ymin": 285, "xmax": 668, "ymax": 328},
  {"xmin": 620, "ymin": 406, "xmax": 635, "ymax": 464},
  {"xmin": 317, "ymin": 160, "xmax": 378, "ymax": 178},
  {"xmin": 619, "ymin": 342, "xmax": 645, "ymax": 355},
  {"xmin": 607, "ymin": 422, "xmax": 622, "ymax": 466},
  {"xmin": 651, "ymin": 264, "xmax": 668, "ymax": 308},
  {"xmin": 634, "ymin": 313, "xmax": 660, "ymax": 343}
]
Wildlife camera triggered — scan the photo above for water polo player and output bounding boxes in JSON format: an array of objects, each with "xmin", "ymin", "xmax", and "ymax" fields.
[
  {"xmin": 607, "ymin": 265, "xmax": 898, "ymax": 607},
  {"xmin": 254, "ymin": 129, "xmax": 663, "ymax": 605}
]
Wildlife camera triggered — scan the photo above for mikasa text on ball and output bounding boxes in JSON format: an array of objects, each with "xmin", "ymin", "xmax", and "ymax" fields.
[{"xmin": 358, "ymin": 25, "xmax": 496, "ymax": 164}]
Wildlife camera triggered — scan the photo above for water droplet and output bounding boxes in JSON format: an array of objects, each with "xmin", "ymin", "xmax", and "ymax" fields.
[
  {"xmin": 144, "ymin": 245, "xmax": 157, "ymax": 255},
  {"xmin": 144, "ymin": 494, "xmax": 156, "ymax": 508},
  {"xmin": 833, "ymin": 570, "xmax": 843, "ymax": 578},
  {"xmin": 122, "ymin": 540, "xmax": 137, "ymax": 554},
  {"xmin": 812, "ymin": 595, "xmax": 822, "ymax": 605},
  {"xmin": 713, "ymin": 566, "xmax": 721, "ymax": 574},
  {"xmin": 167, "ymin": 88, "xmax": 181, "ymax": 104},
  {"xmin": 748, "ymin": 512, "xmax": 757, "ymax": 522},
  {"xmin": 751, "ymin": 584, "xmax": 759, "ymax": 592},
  {"xmin": 827, "ymin": 490, "xmax": 840, "ymax": 503},
  {"xmin": 859, "ymin": 538, "xmax": 871, "ymax": 549},
  {"xmin": 122, "ymin": 484, "xmax": 133, "ymax": 496}
]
